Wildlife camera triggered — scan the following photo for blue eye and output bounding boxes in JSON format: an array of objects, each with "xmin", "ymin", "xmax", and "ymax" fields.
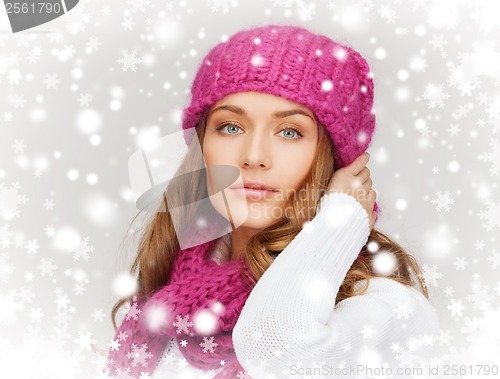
[
  {"xmin": 217, "ymin": 123, "xmax": 242, "ymax": 135},
  {"xmin": 215, "ymin": 123, "xmax": 304, "ymax": 141},
  {"xmin": 278, "ymin": 128, "xmax": 302, "ymax": 140}
]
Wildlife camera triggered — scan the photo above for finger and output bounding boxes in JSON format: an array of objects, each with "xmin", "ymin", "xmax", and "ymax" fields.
[
  {"xmin": 356, "ymin": 167, "xmax": 371, "ymax": 183},
  {"xmin": 348, "ymin": 152, "xmax": 370, "ymax": 175}
]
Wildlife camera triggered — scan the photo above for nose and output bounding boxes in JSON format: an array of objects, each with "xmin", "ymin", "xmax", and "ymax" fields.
[{"xmin": 239, "ymin": 129, "xmax": 271, "ymax": 169}]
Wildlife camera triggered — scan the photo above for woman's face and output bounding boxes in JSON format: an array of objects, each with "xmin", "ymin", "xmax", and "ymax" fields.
[{"xmin": 203, "ymin": 91, "xmax": 318, "ymax": 231}]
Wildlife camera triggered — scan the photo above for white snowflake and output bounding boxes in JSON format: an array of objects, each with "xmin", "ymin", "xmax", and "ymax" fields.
[
  {"xmin": 86, "ymin": 37, "xmax": 102, "ymax": 53},
  {"xmin": 477, "ymin": 198, "xmax": 500, "ymax": 231},
  {"xmin": 72, "ymin": 236, "xmax": 95, "ymax": 261},
  {"xmin": 43, "ymin": 73, "xmax": 61, "ymax": 89},
  {"xmin": 208, "ymin": 0, "xmax": 231, "ymax": 13},
  {"xmin": 126, "ymin": 343, "xmax": 153, "ymax": 367},
  {"xmin": 0, "ymin": 182, "xmax": 29, "ymax": 220},
  {"xmin": 37, "ymin": 258, "xmax": 57, "ymax": 277},
  {"xmin": 199, "ymin": 336, "xmax": 218, "ymax": 353},
  {"xmin": 360, "ymin": 324, "xmax": 377, "ymax": 339},
  {"xmin": 117, "ymin": 50, "xmax": 143, "ymax": 72},
  {"xmin": 11, "ymin": 139, "xmax": 26, "ymax": 154},
  {"xmin": 452, "ymin": 257, "xmax": 468, "ymax": 270},
  {"xmin": 429, "ymin": 34, "xmax": 447, "ymax": 51},
  {"xmin": 478, "ymin": 138, "xmax": 500, "ymax": 176},
  {"xmin": 393, "ymin": 301, "xmax": 415, "ymax": 320},
  {"xmin": 172, "ymin": 314, "xmax": 194, "ymax": 334},
  {"xmin": 0, "ymin": 252, "xmax": 15, "ymax": 283},
  {"xmin": 487, "ymin": 250, "xmax": 500, "ymax": 269},
  {"xmin": 378, "ymin": 4, "xmax": 398, "ymax": 24},
  {"xmin": 125, "ymin": 302, "xmax": 142, "ymax": 321},
  {"xmin": 24, "ymin": 239, "xmax": 40, "ymax": 254},
  {"xmin": 419, "ymin": 264, "xmax": 443, "ymax": 288},
  {"xmin": 77, "ymin": 93, "xmax": 92, "ymax": 107},
  {"xmin": 126, "ymin": 0, "xmax": 151, "ymax": 13},
  {"xmin": 422, "ymin": 83, "xmax": 449, "ymax": 109},
  {"xmin": 74, "ymin": 330, "xmax": 96, "ymax": 351},
  {"xmin": 9, "ymin": 94, "xmax": 26, "ymax": 108},
  {"xmin": 447, "ymin": 299, "xmax": 466, "ymax": 320},
  {"xmin": 430, "ymin": 190, "xmax": 455, "ymax": 212}
]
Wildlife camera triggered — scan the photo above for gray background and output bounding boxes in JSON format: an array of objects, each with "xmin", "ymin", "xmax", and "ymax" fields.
[{"xmin": 1, "ymin": 0, "xmax": 499, "ymax": 377}]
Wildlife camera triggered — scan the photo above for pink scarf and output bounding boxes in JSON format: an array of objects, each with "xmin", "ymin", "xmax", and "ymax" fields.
[{"xmin": 104, "ymin": 234, "xmax": 254, "ymax": 378}]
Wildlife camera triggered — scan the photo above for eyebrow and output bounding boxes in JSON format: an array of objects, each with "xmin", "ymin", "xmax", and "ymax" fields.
[{"xmin": 210, "ymin": 104, "xmax": 316, "ymax": 124}]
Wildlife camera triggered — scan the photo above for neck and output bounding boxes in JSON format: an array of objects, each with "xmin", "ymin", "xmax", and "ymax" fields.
[{"xmin": 230, "ymin": 227, "xmax": 259, "ymax": 261}]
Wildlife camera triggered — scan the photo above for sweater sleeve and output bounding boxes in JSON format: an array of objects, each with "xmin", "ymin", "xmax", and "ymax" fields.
[{"xmin": 232, "ymin": 192, "xmax": 439, "ymax": 378}]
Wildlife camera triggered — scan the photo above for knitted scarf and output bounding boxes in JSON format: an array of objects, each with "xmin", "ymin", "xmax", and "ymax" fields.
[{"xmin": 104, "ymin": 234, "xmax": 254, "ymax": 378}]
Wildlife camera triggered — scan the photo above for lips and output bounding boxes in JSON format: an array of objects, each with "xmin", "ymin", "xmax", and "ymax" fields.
[
  {"xmin": 230, "ymin": 180, "xmax": 279, "ymax": 201},
  {"xmin": 230, "ymin": 180, "xmax": 278, "ymax": 192}
]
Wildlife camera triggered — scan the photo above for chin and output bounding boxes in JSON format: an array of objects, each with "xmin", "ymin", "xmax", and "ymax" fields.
[{"xmin": 208, "ymin": 192, "xmax": 283, "ymax": 230}]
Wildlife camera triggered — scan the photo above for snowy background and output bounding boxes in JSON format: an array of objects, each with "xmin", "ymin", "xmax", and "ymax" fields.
[{"xmin": 1, "ymin": 0, "xmax": 500, "ymax": 377}]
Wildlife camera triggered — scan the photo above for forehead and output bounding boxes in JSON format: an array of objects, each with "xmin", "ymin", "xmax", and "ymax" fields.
[{"xmin": 208, "ymin": 91, "xmax": 315, "ymax": 118}]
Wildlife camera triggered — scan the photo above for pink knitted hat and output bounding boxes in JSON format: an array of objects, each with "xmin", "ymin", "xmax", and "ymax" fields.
[{"xmin": 181, "ymin": 23, "xmax": 380, "ymax": 219}]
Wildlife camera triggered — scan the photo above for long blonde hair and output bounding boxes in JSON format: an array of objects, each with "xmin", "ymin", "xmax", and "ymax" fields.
[{"xmin": 111, "ymin": 113, "xmax": 428, "ymax": 330}]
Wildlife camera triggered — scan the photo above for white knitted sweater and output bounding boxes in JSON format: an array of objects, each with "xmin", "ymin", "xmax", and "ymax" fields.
[{"xmin": 154, "ymin": 192, "xmax": 439, "ymax": 378}]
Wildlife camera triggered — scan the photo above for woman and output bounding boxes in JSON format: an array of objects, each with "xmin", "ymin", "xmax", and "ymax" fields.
[{"xmin": 104, "ymin": 24, "xmax": 439, "ymax": 378}]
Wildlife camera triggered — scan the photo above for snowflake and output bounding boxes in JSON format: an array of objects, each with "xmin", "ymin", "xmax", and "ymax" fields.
[
  {"xmin": 12, "ymin": 139, "xmax": 27, "ymax": 154},
  {"xmin": 43, "ymin": 73, "xmax": 61, "ymax": 89},
  {"xmin": 121, "ymin": 18, "xmax": 136, "ymax": 31},
  {"xmin": 74, "ymin": 330, "xmax": 96, "ymax": 351},
  {"xmin": 109, "ymin": 339, "xmax": 121, "ymax": 351},
  {"xmin": 208, "ymin": 0, "xmax": 231, "ymax": 13},
  {"xmin": 451, "ymin": 103, "xmax": 473, "ymax": 120},
  {"xmin": 43, "ymin": 198, "xmax": 56, "ymax": 210},
  {"xmin": 9, "ymin": 94, "xmax": 26, "ymax": 108},
  {"xmin": 471, "ymin": 1, "xmax": 500, "ymax": 34},
  {"xmin": 478, "ymin": 138, "xmax": 500, "ymax": 176},
  {"xmin": 446, "ymin": 62, "xmax": 481, "ymax": 96},
  {"xmin": 447, "ymin": 124, "xmax": 462, "ymax": 137},
  {"xmin": 25, "ymin": 239, "xmax": 40, "ymax": 254},
  {"xmin": 125, "ymin": 302, "xmax": 142, "ymax": 321},
  {"xmin": 297, "ymin": 3, "xmax": 316, "ymax": 21},
  {"xmin": 487, "ymin": 250, "xmax": 500, "ymax": 269},
  {"xmin": 117, "ymin": 50, "xmax": 143, "ymax": 72},
  {"xmin": 393, "ymin": 301, "xmax": 415, "ymax": 320},
  {"xmin": 172, "ymin": 314, "xmax": 194, "ymax": 334},
  {"xmin": 37, "ymin": 258, "xmax": 57, "ymax": 277},
  {"xmin": 437, "ymin": 329, "xmax": 453, "ymax": 346},
  {"xmin": 0, "ymin": 182, "xmax": 29, "ymax": 220},
  {"xmin": 419, "ymin": 264, "xmax": 443, "ymax": 288},
  {"xmin": 360, "ymin": 324, "xmax": 377, "ymax": 339},
  {"xmin": 430, "ymin": 190, "xmax": 455, "ymax": 212},
  {"xmin": 91, "ymin": 308, "xmax": 105, "ymax": 322},
  {"xmin": 0, "ymin": 252, "xmax": 15, "ymax": 283},
  {"xmin": 390, "ymin": 342, "xmax": 402, "ymax": 353},
  {"xmin": 409, "ymin": 55, "xmax": 427, "ymax": 72},
  {"xmin": 118, "ymin": 331, "xmax": 128, "ymax": 341},
  {"xmin": 422, "ymin": 83, "xmax": 449, "ymax": 109},
  {"xmin": 469, "ymin": 39, "xmax": 499, "ymax": 78},
  {"xmin": 126, "ymin": 343, "xmax": 153, "ymax": 367},
  {"xmin": 447, "ymin": 299, "xmax": 466, "ymax": 320},
  {"xmin": 0, "ymin": 291, "xmax": 22, "ymax": 324},
  {"xmin": 72, "ymin": 236, "xmax": 95, "ymax": 261},
  {"xmin": 429, "ymin": 34, "xmax": 447, "ymax": 51},
  {"xmin": 199, "ymin": 336, "xmax": 218, "ymax": 353},
  {"xmin": 58, "ymin": 44, "xmax": 76, "ymax": 61},
  {"xmin": 73, "ymin": 282, "xmax": 86, "ymax": 296},
  {"xmin": 86, "ymin": 37, "xmax": 102, "ymax": 53},
  {"xmin": 44, "ymin": 224, "xmax": 56, "ymax": 238},
  {"xmin": 378, "ymin": 4, "xmax": 397, "ymax": 24},
  {"xmin": 77, "ymin": 93, "xmax": 92, "ymax": 107},
  {"xmin": 477, "ymin": 198, "xmax": 500, "ymax": 231},
  {"xmin": 453, "ymin": 257, "xmax": 468, "ymax": 270},
  {"xmin": 126, "ymin": 0, "xmax": 151, "ymax": 13}
]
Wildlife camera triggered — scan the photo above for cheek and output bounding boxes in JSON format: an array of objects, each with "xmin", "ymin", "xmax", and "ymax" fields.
[{"xmin": 274, "ymin": 145, "xmax": 316, "ymax": 189}]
